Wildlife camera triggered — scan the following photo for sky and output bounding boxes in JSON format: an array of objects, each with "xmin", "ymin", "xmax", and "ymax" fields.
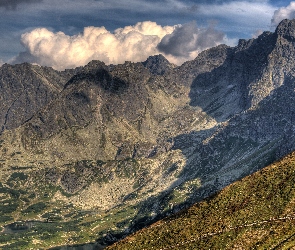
[{"xmin": 0, "ymin": 0, "xmax": 295, "ymax": 70}]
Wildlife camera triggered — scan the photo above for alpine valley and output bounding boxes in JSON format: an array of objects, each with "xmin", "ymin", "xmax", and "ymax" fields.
[{"xmin": 2, "ymin": 19, "xmax": 295, "ymax": 249}]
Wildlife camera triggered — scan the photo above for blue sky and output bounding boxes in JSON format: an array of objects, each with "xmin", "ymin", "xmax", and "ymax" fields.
[{"xmin": 0, "ymin": 0, "xmax": 294, "ymax": 69}]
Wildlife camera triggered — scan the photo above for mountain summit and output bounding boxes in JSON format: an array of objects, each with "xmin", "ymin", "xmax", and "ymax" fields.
[
  {"xmin": 1, "ymin": 19, "xmax": 295, "ymax": 249},
  {"xmin": 142, "ymin": 54, "xmax": 175, "ymax": 75}
]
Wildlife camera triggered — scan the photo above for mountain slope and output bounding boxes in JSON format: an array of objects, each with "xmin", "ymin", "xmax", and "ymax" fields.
[
  {"xmin": 108, "ymin": 151, "xmax": 295, "ymax": 249},
  {"xmin": 2, "ymin": 19, "xmax": 295, "ymax": 249},
  {"xmin": 0, "ymin": 63, "xmax": 79, "ymax": 132},
  {"xmin": 164, "ymin": 18, "xmax": 295, "ymax": 202}
]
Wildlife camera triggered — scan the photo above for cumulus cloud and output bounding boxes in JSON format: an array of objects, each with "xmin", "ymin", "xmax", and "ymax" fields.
[
  {"xmin": 158, "ymin": 21, "xmax": 224, "ymax": 59},
  {"xmin": 13, "ymin": 21, "xmax": 228, "ymax": 70},
  {"xmin": 271, "ymin": 2, "xmax": 295, "ymax": 27},
  {"xmin": 0, "ymin": 0, "xmax": 42, "ymax": 10},
  {"xmin": 12, "ymin": 22, "xmax": 174, "ymax": 70}
]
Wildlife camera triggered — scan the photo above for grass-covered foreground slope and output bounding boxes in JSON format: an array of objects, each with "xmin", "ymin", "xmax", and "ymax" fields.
[{"xmin": 108, "ymin": 151, "xmax": 295, "ymax": 249}]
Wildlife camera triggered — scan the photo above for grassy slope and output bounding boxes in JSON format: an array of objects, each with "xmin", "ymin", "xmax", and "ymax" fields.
[{"xmin": 108, "ymin": 151, "xmax": 295, "ymax": 250}]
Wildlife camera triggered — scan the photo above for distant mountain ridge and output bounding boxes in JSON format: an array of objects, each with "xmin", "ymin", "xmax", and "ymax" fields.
[{"xmin": 1, "ymin": 18, "xmax": 295, "ymax": 249}]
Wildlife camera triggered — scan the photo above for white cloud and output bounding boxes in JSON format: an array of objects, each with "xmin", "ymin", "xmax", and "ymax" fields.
[
  {"xmin": 271, "ymin": 2, "xmax": 295, "ymax": 27},
  {"xmin": 13, "ymin": 21, "xmax": 231, "ymax": 70},
  {"xmin": 13, "ymin": 22, "xmax": 176, "ymax": 70},
  {"xmin": 1, "ymin": 0, "xmax": 282, "ymax": 67}
]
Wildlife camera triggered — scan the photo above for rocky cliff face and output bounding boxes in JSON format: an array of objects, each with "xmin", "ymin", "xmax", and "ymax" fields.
[
  {"xmin": 0, "ymin": 63, "xmax": 80, "ymax": 132},
  {"xmin": 171, "ymin": 19, "xmax": 295, "ymax": 192},
  {"xmin": 1, "ymin": 18, "xmax": 295, "ymax": 249}
]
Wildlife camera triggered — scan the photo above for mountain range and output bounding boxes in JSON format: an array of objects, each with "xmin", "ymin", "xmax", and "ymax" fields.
[{"xmin": 1, "ymin": 18, "xmax": 295, "ymax": 249}]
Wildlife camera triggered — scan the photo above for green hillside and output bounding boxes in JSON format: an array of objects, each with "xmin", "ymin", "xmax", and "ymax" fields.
[{"xmin": 108, "ymin": 151, "xmax": 295, "ymax": 249}]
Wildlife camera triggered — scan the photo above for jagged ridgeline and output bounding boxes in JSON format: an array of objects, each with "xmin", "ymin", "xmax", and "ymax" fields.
[{"xmin": 1, "ymin": 18, "xmax": 295, "ymax": 249}]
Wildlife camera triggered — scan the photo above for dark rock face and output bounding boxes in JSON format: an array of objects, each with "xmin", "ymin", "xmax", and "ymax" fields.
[
  {"xmin": 168, "ymin": 18, "xmax": 295, "ymax": 199},
  {"xmin": 142, "ymin": 54, "xmax": 175, "ymax": 75},
  {"xmin": 22, "ymin": 61, "xmax": 152, "ymax": 139},
  {"xmin": 275, "ymin": 18, "xmax": 295, "ymax": 41},
  {"xmin": 0, "ymin": 63, "xmax": 78, "ymax": 132}
]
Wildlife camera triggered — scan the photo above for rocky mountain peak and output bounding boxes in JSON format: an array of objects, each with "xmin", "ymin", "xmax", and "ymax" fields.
[
  {"xmin": 275, "ymin": 18, "xmax": 295, "ymax": 41},
  {"xmin": 78, "ymin": 60, "xmax": 107, "ymax": 74},
  {"xmin": 142, "ymin": 54, "xmax": 175, "ymax": 75}
]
